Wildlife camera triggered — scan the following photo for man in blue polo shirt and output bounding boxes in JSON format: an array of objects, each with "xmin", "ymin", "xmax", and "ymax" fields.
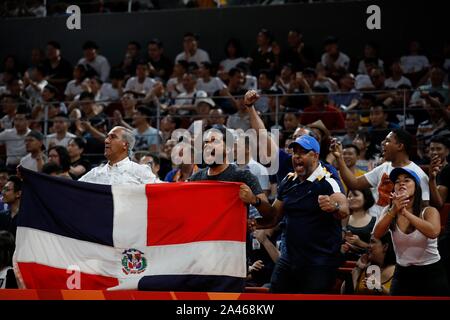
[{"xmin": 241, "ymin": 135, "xmax": 349, "ymax": 293}]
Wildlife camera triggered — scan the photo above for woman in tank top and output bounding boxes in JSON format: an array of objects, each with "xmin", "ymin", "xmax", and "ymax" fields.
[{"xmin": 374, "ymin": 167, "xmax": 449, "ymax": 296}]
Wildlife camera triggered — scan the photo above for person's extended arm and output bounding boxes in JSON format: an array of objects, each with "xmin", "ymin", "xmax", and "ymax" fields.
[
  {"xmin": 244, "ymin": 90, "xmax": 278, "ymax": 163},
  {"xmin": 318, "ymin": 192, "xmax": 349, "ymax": 220},
  {"xmin": 239, "ymin": 184, "xmax": 283, "ymax": 228},
  {"xmin": 330, "ymin": 138, "xmax": 371, "ymax": 190},
  {"xmin": 402, "ymin": 207, "xmax": 441, "ymax": 239},
  {"xmin": 253, "ymin": 229, "xmax": 280, "ymax": 263},
  {"xmin": 429, "ymin": 156, "xmax": 447, "ymax": 209}
]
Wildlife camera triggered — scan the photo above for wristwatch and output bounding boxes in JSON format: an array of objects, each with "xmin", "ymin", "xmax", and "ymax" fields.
[
  {"xmin": 333, "ymin": 202, "xmax": 341, "ymax": 212},
  {"xmin": 253, "ymin": 197, "xmax": 262, "ymax": 207}
]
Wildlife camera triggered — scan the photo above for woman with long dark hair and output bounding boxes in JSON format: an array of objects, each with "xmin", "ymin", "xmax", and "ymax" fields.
[
  {"xmin": 374, "ymin": 167, "xmax": 449, "ymax": 296},
  {"xmin": 47, "ymin": 145, "xmax": 72, "ymax": 179},
  {"xmin": 343, "ymin": 232, "xmax": 396, "ymax": 295}
]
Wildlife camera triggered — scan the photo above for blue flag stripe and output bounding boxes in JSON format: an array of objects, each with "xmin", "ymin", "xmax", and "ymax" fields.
[{"xmin": 18, "ymin": 167, "xmax": 115, "ymax": 247}]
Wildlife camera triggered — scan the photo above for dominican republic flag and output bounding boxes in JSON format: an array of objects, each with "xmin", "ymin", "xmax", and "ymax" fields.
[{"xmin": 13, "ymin": 168, "xmax": 247, "ymax": 292}]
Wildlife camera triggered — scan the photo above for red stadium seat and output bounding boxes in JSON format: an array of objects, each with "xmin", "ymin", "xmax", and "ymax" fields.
[{"xmin": 244, "ymin": 286, "xmax": 270, "ymax": 293}]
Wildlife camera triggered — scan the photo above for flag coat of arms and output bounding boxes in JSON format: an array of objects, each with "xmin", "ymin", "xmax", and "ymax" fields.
[{"xmin": 13, "ymin": 168, "xmax": 247, "ymax": 292}]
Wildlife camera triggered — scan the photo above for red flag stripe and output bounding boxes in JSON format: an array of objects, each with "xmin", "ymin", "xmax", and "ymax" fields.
[
  {"xmin": 146, "ymin": 182, "xmax": 247, "ymax": 246},
  {"xmin": 17, "ymin": 262, "xmax": 119, "ymax": 290}
]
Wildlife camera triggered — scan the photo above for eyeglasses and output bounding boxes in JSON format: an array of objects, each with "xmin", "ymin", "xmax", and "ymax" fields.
[{"xmin": 2, "ymin": 187, "xmax": 13, "ymax": 192}]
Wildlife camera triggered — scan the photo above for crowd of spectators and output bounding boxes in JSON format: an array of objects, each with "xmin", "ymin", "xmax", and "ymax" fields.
[{"xmin": 0, "ymin": 26, "xmax": 450, "ymax": 295}]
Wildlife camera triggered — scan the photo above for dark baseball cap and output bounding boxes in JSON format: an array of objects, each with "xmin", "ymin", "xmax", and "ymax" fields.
[
  {"xmin": 389, "ymin": 167, "xmax": 420, "ymax": 185},
  {"xmin": 26, "ymin": 130, "xmax": 44, "ymax": 142}
]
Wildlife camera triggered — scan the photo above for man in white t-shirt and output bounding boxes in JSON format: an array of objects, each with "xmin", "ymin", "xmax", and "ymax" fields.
[
  {"xmin": 77, "ymin": 41, "xmax": 111, "ymax": 82},
  {"xmin": 23, "ymin": 65, "xmax": 48, "ymax": 105},
  {"xmin": 124, "ymin": 61, "xmax": 156, "ymax": 95},
  {"xmin": 174, "ymin": 32, "xmax": 211, "ymax": 67},
  {"xmin": 400, "ymin": 41, "xmax": 430, "ymax": 74},
  {"xmin": 320, "ymin": 36, "xmax": 350, "ymax": 72},
  {"xmin": 46, "ymin": 114, "xmax": 76, "ymax": 149},
  {"xmin": 0, "ymin": 111, "xmax": 30, "ymax": 167},
  {"xmin": 196, "ymin": 61, "xmax": 227, "ymax": 96},
  {"xmin": 385, "ymin": 60, "xmax": 412, "ymax": 89},
  {"xmin": 332, "ymin": 129, "xmax": 429, "ymax": 218}
]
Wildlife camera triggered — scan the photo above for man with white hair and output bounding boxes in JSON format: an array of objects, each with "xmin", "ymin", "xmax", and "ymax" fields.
[{"xmin": 79, "ymin": 126, "xmax": 158, "ymax": 185}]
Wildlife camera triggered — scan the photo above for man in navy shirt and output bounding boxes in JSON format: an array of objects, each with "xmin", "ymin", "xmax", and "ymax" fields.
[{"xmin": 241, "ymin": 135, "xmax": 349, "ymax": 293}]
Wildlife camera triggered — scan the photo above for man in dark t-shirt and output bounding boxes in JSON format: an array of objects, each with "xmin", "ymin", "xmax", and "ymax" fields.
[{"xmin": 188, "ymin": 126, "xmax": 271, "ymax": 217}]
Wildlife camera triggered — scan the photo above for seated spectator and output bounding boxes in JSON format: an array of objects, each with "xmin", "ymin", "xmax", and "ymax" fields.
[
  {"xmin": 0, "ymin": 176, "xmax": 22, "ymax": 238},
  {"xmin": 219, "ymin": 38, "xmax": 248, "ymax": 74},
  {"xmin": 352, "ymin": 131, "xmax": 377, "ymax": 172},
  {"xmin": 342, "ymin": 188, "xmax": 375, "ymax": 260},
  {"xmin": 112, "ymin": 91, "xmax": 138, "ymax": 128},
  {"xmin": 196, "ymin": 61, "xmax": 227, "ymax": 97},
  {"xmin": 146, "ymin": 38, "xmax": 173, "ymax": 82},
  {"xmin": 337, "ymin": 111, "xmax": 361, "ymax": 146},
  {"xmin": 46, "ymin": 113, "xmax": 76, "ymax": 149},
  {"xmin": 357, "ymin": 42, "xmax": 384, "ymax": 75},
  {"xmin": 43, "ymin": 41, "xmax": 73, "ymax": 91},
  {"xmin": 64, "ymin": 64, "xmax": 88, "ymax": 102},
  {"xmin": 227, "ymin": 93, "xmax": 251, "ymax": 131},
  {"xmin": 187, "ymin": 93, "xmax": 216, "ymax": 133},
  {"xmin": 300, "ymin": 86, "xmax": 345, "ymax": 131},
  {"xmin": 23, "ymin": 64, "xmax": 48, "ymax": 105},
  {"xmin": 119, "ymin": 41, "xmax": 141, "ymax": 80},
  {"xmin": 0, "ymin": 107, "xmax": 30, "ymax": 171},
  {"xmin": 342, "ymin": 233, "xmax": 395, "ymax": 295},
  {"xmin": 0, "ymin": 94, "xmax": 18, "ymax": 131},
  {"xmin": 236, "ymin": 62, "xmax": 258, "ymax": 91},
  {"xmin": 47, "ymin": 145, "xmax": 72, "ymax": 179},
  {"xmin": 368, "ymin": 105, "xmax": 400, "ymax": 155},
  {"xmin": 175, "ymin": 32, "xmax": 211, "ymax": 67},
  {"xmin": 31, "ymin": 84, "xmax": 67, "ymax": 130},
  {"xmin": 280, "ymin": 29, "xmax": 314, "ymax": 72},
  {"xmin": 77, "ymin": 41, "xmax": 111, "ymax": 82},
  {"xmin": 208, "ymin": 108, "xmax": 226, "ymax": 127},
  {"xmin": 249, "ymin": 29, "xmax": 276, "ymax": 75},
  {"xmin": 385, "ymin": 59, "xmax": 412, "ymax": 89},
  {"xmin": 99, "ymin": 68, "xmax": 124, "ymax": 104},
  {"xmin": 429, "ymin": 135, "xmax": 450, "ymax": 208},
  {"xmin": 285, "ymin": 68, "xmax": 313, "ymax": 111},
  {"xmin": 124, "ymin": 61, "xmax": 156, "ymax": 95},
  {"xmin": 329, "ymin": 73, "xmax": 360, "ymax": 108},
  {"xmin": 247, "ymin": 227, "xmax": 281, "ymax": 288},
  {"xmin": 20, "ymin": 130, "xmax": 46, "ymax": 172},
  {"xmin": 139, "ymin": 153, "xmax": 164, "ymax": 183},
  {"xmin": 374, "ymin": 168, "xmax": 449, "ymax": 296},
  {"xmin": 132, "ymin": 106, "xmax": 161, "ymax": 152},
  {"xmin": 282, "ymin": 108, "xmax": 300, "ymax": 137},
  {"xmin": 400, "ymin": 40, "xmax": 430, "ymax": 84},
  {"xmin": 320, "ymin": 36, "xmax": 350, "ymax": 75},
  {"xmin": 166, "ymin": 60, "xmax": 189, "ymax": 100},
  {"xmin": 275, "ymin": 64, "xmax": 294, "ymax": 94},
  {"xmin": 67, "ymin": 137, "xmax": 91, "ymax": 180},
  {"xmin": 160, "ymin": 114, "xmax": 180, "ymax": 143},
  {"xmin": 165, "ymin": 161, "xmax": 199, "ymax": 182},
  {"xmin": 339, "ymin": 144, "xmax": 367, "ymax": 193},
  {"xmin": 411, "ymin": 67, "xmax": 449, "ymax": 106},
  {"xmin": 0, "ymin": 231, "xmax": 17, "ymax": 288},
  {"xmin": 234, "ymin": 136, "xmax": 270, "ymax": 197},
  {"xmin": 254, "ymin": 69, "xmax": 277, "ymax": 114},
  {"xmin": 416, "ymin": 92, "xmax": 450, "ymax": 161},
  {"xmin": 171, "ymin": 72, "xmax": 205, "ymax": 116}
]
